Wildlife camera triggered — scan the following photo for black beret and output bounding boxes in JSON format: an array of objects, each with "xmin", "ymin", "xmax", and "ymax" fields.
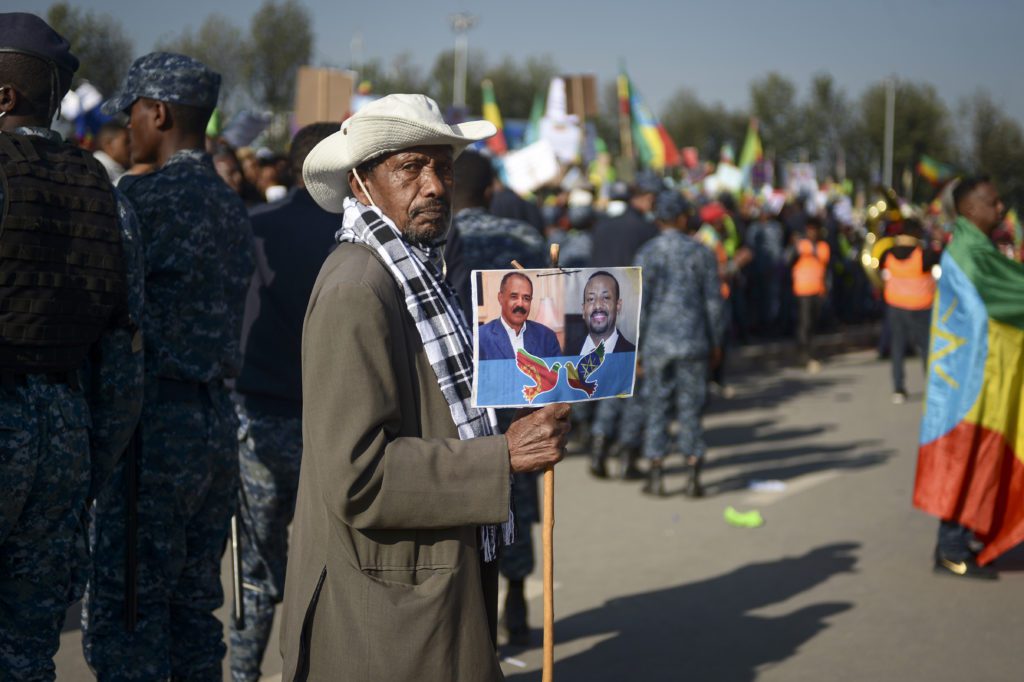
[{"xmin": 0, "ymin": 13, "xmax": 79, "ymax": 76}]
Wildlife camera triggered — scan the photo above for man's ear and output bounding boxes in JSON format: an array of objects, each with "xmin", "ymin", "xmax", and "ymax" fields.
[
  {"xmin": 348, "ymin": 169, "xmax": 372, "ymax": 205},
  {"xmin": 152, "ymin": 100, "xmax": 171, "ymax": 131},
  {"xmin": 0, "ymin": 84, "xmax": 19, "ymax": 115},
  {"xmin": 347, "ymin": 170, "xmax": 362, "ymax": 202}
]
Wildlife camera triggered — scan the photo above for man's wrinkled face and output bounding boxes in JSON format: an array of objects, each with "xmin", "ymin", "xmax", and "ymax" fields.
[
  {"xmin": 583, "ymin": 274, "xmax": 621, "ymax": 338},
  {"xmin": 498, "ymin": 274, "xmax": 533, "ymax": 331},
  {"xmin": 353, "ymin": 145, "xmax": 454, "ymax": 244},
  {"xmin": 963, "ymin": 182, "xmax": 1006, "ymax": 235}
]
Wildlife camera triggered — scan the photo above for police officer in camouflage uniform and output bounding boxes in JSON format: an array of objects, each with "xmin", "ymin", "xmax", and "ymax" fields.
[
  {"xmin": 83, "ymin": 52, "xmax": 254, "ymax": 680},
  {"xmin": 634, "ymin": 191, "xmax": 724, "ymax": 497},
  {"xmin": 229, "ymin": 123, "xmax": 338, "ymax": 682},
  {"xmin": 587, "ymin": 175, "xmax": 660, "ymax": 481},
  {"xmin": 0, "ymin": 14, "xmax": 144, "ymax": 680},
  {"xmin": 448, "ymin": 149, "xmax": 544, "ymax": 646}
]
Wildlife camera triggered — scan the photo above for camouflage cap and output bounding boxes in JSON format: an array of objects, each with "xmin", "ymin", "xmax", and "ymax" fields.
[
  {"xmin": 655, "ymin": 189, "xmax": 691, "ymax": 223},
  {"xmin": 101, "ymin": 51, "xmax": 220, "ymax": 115}
]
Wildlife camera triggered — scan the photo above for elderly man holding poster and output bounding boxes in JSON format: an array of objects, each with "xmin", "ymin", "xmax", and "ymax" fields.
[{"xmin": 284, "ymin": 94, "xmax": 570, "ymax": 680}]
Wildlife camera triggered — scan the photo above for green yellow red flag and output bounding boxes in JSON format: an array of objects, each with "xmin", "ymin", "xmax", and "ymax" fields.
[
  {"xmin": 914, "ymin": 216, "xmax": 1024, "ymax": 565},
  {"xmin": 481, "ymin": 79, "xmax": 507, "ymax": 155}
]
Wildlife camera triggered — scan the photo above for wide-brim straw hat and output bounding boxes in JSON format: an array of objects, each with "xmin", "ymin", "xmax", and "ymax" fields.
[{"xmin": 303, "ymin": 93, "xmax": 496, "ymax": 213}]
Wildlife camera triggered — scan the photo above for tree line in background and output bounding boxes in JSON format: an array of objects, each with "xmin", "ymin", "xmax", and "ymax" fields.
[{"xmin": 46, "ymin": 1, "xmax": 1024, "ymax": 209}]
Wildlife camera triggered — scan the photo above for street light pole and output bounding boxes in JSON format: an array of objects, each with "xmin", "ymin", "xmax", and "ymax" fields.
[
  {"xmin": 450, "ymin": 13, "xmax": 476, "ymax": 110},
  {"xmin": 882, "ymin": 78, "xmax": 895, "ymax": 189}
]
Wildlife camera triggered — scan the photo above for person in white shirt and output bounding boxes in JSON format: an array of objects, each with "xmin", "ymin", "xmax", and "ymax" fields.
[{"xmin": 92, "ymin": 121, "xmax": 129, "ymax": 183}]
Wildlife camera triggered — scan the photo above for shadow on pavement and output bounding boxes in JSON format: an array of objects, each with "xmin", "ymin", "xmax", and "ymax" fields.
[
  {"xmin": 707, "ymin": 376, "xmax": 843, "ymax": 414},
  {"xmin": 704, "ymin": 419, "xmax": 830, "ymax": 449},
  {"xmin": 703, "ymin": 449, "xmax": 893, "ymax": 496},
  {"xmin": 992, "ymin": 543, "xmax": 1024, "ymax": 572},
  {"xmin": 704, "ymin": 419, "xmax": 831, "ymax": 450},
  {"xmin": 507, "ymin": 542, "xmax": 859, "ymax": 682}
]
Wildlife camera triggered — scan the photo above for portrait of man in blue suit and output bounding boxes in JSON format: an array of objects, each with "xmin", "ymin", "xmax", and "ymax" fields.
[{"xmin": 478, "ymin": 272, "xmax": 562, "ymax": 360}]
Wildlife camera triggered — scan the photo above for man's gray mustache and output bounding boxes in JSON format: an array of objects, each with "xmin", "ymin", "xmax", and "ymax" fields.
[{"xmin": 410, "ymin": 201, "xmax": 450, "ymax": 218}]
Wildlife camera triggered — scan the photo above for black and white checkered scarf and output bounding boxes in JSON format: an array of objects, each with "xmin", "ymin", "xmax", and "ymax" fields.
[{"xmin": 337, "ymin": 197, "xmax": 513, "ymax": 561}]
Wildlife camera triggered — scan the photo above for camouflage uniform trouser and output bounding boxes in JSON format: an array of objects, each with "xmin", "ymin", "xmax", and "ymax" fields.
[
  {"xmin": 0, "ymin": 379, "xmax": 90, "ymax": 681},
  {"xmin": 590, "ymin": 388, "xmax": 645, "ymax": 449},
  {"xmin": 642, "ymin": 357, "xmax": 708, "ymax": 460},
  {"xmin": 83, "ymin": 380, "xmax": 238, "ymax": 681},
  {"xmin": 229, "ymin": 404, "xmax": 302, "ymax": 682}
]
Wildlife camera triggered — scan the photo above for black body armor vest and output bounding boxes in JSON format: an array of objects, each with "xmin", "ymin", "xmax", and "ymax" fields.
[{"xmin": 0, "ymin": 131, "xmax": 127, "ymax": 373}]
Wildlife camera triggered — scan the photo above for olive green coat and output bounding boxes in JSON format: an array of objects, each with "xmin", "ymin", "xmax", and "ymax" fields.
[{"xmin": 280, "ymin": 243, "xmax": 510, "ymax": 681}]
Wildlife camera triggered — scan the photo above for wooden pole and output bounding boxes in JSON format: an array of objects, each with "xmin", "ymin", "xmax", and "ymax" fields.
[
  {"xmin": 542, "ymin": 244, "xmax": 558, "ymax": 682},
  {"xmin": 510, "ymin": 247, "xmax": 557, "ymax": 681},
  {"xmin": 542, "ymin": 462, "xmax": 555, "ymax": 681}
]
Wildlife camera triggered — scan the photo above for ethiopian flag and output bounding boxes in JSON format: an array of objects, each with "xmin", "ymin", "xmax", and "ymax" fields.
[
  {"xmin": 916, "ymin": 155, "xmax": 954, "ymax": 186},
  {"xmin": 738, "ymin": 117, "xmax": 763, "ymax": 170},
  {"xmin": 481, "ymin": 79, "xmax": 507, "ymax": 155},
  {"xmin": 913, "ymin": 216, "xmax": 1024, "ymax": 565},
  {"xmin": 619, "ymin": 71, "xmax": 680, "ymax": 171}
]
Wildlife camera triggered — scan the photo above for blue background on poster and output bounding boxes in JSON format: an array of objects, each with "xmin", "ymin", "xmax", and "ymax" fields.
[{"xmin": 475, "ymin": 352, "xmax": 636, "ymax": 407}]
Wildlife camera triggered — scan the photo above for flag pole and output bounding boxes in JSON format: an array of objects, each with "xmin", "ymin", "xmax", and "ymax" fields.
[
  {"xmin": 511, "ymin": 245, "xmax": 558, "ymax": 682},
  {"xmin": 572, "ymin": 76, "xmax": 586, "ymax": 165}
]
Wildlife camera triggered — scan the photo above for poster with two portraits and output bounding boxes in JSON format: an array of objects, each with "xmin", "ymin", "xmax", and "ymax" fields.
[{"xmin": 471, "ymin": 267, "xmax": 642, "ymax": 408}]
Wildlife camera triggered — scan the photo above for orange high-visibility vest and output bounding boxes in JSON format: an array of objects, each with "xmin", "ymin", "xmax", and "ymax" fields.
[
  {"xmin": 883, "ymin": 246, "xmax": 935, "ymax": 310},
  {"xmin": 792, "ymin": 239, "xmax": 829, "ymax": 296}
]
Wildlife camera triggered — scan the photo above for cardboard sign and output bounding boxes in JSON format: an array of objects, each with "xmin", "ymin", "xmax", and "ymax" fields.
[
  {"xmin": 471, "ymin": 267, "xmax": 642, "ymax": 408},
  {"xmin": 502, "ymin": 140, "xmax": 561, "ymax": 195},
  {"xmin": 786, "ymin": 162, "xmax": 818, "ymax": 197},
  {"xmin": 294, "ymin": 66, "xmax": 354, "ymax": 128},
  {"xmin": 561, "ymin": 74, "xmax": 599, "ymax": 118}
]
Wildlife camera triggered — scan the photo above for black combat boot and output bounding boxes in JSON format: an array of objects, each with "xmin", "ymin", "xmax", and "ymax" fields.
[
  {"xmin": 589, "ymin": 435, "xmax": 609, "ymax": 479},
  {"xmin": 642, "ymin": 459, "xmax": 666, "ymax": 496},
  {"xmin": 503, "ymin": 579, "xmax": 530, "ymax": 645},
  {"xmin": 684, "ymin": 456, "xmax": 705, "ymax": 498},
  {"xmin": 618, "ymin": 446, "xmax": 644, "ymax": 480}
]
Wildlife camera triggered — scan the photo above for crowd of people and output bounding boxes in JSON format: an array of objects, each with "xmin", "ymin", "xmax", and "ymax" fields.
[{"xmin": 1, "ymin": 10, "xmax": 1022, "ymax": 682}]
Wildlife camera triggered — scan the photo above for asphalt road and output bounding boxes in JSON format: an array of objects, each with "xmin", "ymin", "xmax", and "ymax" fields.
[{"xmin": 55, "ymin": 349, "xmax": 1024, "ymax": 680}]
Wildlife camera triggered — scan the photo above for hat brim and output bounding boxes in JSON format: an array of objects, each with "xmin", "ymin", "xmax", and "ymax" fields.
[
  {"xmin": 100, "ymin": 90, "xmax": 134, "ymax": 116},
  {"xmin": 304, "ymin": 117, "xmax": 496, "ymax": 214}
]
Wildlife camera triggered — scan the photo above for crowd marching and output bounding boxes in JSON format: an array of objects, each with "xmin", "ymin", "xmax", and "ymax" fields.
[{"xmin": 1, "ymin": 9, "xmax": 1023, "ymax": 682}]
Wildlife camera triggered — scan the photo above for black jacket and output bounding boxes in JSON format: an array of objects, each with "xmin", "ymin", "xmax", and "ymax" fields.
[
  {"xmin": 235, "ymin": 187, "xmax": 338, "ymax": 416},
  {"xmin": 590, "ymin": 207, "xmax": 659, "ymax": 267}
]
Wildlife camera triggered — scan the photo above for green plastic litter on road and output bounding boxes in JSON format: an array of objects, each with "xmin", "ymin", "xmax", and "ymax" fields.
[{"xmin": 724, "ymin": 506, "xmax": 764, "ymax": 528}]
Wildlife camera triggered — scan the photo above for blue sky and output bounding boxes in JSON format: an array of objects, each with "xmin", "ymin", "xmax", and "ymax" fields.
[{"xmin": 12, "ymin": 0, "xmax": 1024, "ymax": 124}]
